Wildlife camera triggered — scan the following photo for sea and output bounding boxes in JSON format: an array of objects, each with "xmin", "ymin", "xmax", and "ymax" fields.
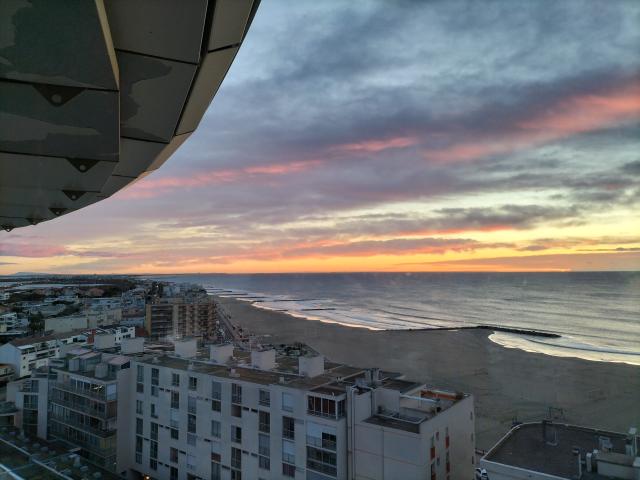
[{"xmin": 149, "ymin": 272, "xmax": 640, "ymax": 366}]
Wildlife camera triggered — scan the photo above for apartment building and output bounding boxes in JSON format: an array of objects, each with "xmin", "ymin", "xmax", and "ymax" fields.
[
  {"xmin": 0, "ymin": 330, "xmax": 88, "ymax": 378},
  {"xmin": 145, "ymin": 296, "xmax": 217, "ymax": 341},
  {"xmin": 6, "ymin": 367, "xmax": 50, "ymax": 437},
  {"xmin": 48, "ymin": 348, "xmax": 132, "ymax": 471},
  {"xmin": 116, "ymin": 340, "xmax": 475, "ymax": 480}
]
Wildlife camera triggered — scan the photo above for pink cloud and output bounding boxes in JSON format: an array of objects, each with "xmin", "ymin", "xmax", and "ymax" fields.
[
  {"xmin": 424, "ymin": 79, "xmax": 640, "ymax": 163},
  {"xmin": 336, "ymin": 135, "xmax": 419, "ymax": 153},
  {"xmin": 119, "ymin": 159, "xmax": 323, "ymax": 199},
  {"xmin": 0, "ymin": 243, "xmax": 68, "ymax": 258}
]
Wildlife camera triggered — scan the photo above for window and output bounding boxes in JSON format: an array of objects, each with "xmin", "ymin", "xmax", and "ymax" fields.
[
  {"xmin": 170, "ymin": 447, "xmax": 178, "ymax": 463},
  {"xmin": 170, "ymin": 466, "xmax": 178, "ymax": 480},
  {"xmin": 211, "ymin": 461, "xmax": 221, "ymax": 480},
  {"xmin": 171, "ymin": 391, "xmax": 180, "ymax": 409},
  {"xmin": 231, "ymin": 470, "xmax": 242, "ymax": 480},
  {"xmin": 212, "ymin": 398, "xmax": 221, "ymax": 412},
  {"xmin": 136, "ymin": 418, "xmax": 143, "ymax": 435},
  {"xmin": 231, "ymin": 425, "xmax": 242, "ymax": 444},
  {"xmin": 188, "ymin": 395, "xmax": 197, "ymax": 413},
  {"xmin": 259, "ymin": 433, "xmax": 270, "ymax": 456},
  {"xmin": 136, "ymin": 400, "xmax": 143, "ymax": 414},
  {"xmin": 259, "ymin": 389, "xmax": 270, "ymax": 406},
  {"xmin": 282, "ymin": 392, "xmax": 293, "ymax": 412},
  {"xmin": 307, "ymin": 395, "xmax": 340, "ymax": 418},
  {"xmin": 135, "ymin": 435, "xmax": 143, "ymax": 453},
  {"xmin": 170, "ymin": 428, "xmax": 179, "ymax": 440},
  {"xmin": 307, "ymin": 446, "xmax": 337, "ymax": 476},
  {"xmin": 187, "ymin": 454, "xmax": 196, "ymax": 471},
  {"xmin": 283, "ymin": 416, "xmax": 295, "ymax": 440},
  {"xmin": 259, "ymin": 455, "xmax": 270, "ymax": 470},
  {"xmin": 170, "ymin": 408, "xmax": 180, "ymax": 428},
  {"xmin": 232, "ymin": 383, "xmax": 242, "ymax": 404},
  {"xmin": 137, "ymin": 365, "xmax": 144, "ymax": 382},
  {"xmin": 150, "ymin": 440, "xmax": 158, "ymax": 459},
  {"xmin": 282, "ymin": 463, "xmax": 296, "ymax": 477},
  {"xmin": 259, "ymin": 411, "xmax": 270, "ymax": 433},
  {"xmin": 151, "ymin": 385, "xmax": 158, "ymax": 397},
  {"xmin": 189, "ymin": 376, "xmax": 198, "ymax": 391},
  {"xmin": 151, "ymin": 402, "xmax": 157, "ymax": 418},
  {"xmin": 211, "ymin": 380, "xmax": 221, "ymax": 399},
  {"xmin": 231, "ymin": 447, "xmax": 242, "ymax": 469},
  {"xmin": 149, "ymin": 458, "xmax": 157, "ymax": 470},
  {"xmin": 151, "ymin": 422, "xmax": 158, "ymax": 441},
  {"xmin": 151, "ymin": 367, "xmax": 159, "ymax": 385},
  {"xmin": 211, "ymin": 420, "xmax": 221, "ymax": 438},
  {"xmin": 188, "ymin": 413, "xmax": 196, "ymax": 433},
  {"xmin": 282, "ymin": 439, "xmax": 296, "ymax": 464},
  {"xmin": 136, "ymin": 382, "xmax": 144, "ymax": 393},
  {"xmin": 187, "ymin": 433, "xmax": 196, "ymax": 446},
  {"xmin": 172, "ymin": 372, "xmax": 180, "ymax": 387},
  {"xmin": 231, "ymin": 403, "xmax": 242, "ymax": 418}
]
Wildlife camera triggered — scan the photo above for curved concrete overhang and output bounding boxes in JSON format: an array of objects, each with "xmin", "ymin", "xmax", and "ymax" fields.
[{"xmin": 0, "ymin": 0, "xmax": 260, "ymax": 231}]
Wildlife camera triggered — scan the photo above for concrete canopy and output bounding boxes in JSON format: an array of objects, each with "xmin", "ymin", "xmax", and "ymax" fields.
[{"xmin": 0, "ymin": 0, "xmax": 260, "ymax": 231}]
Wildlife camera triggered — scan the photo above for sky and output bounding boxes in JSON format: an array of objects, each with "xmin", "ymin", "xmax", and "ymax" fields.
[{"xmin": 1, "ymin": 0, "xmax": 639, "ymax": 274}]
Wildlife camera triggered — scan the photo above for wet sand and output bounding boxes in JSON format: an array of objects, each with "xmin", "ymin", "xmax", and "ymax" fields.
[{"xmin": 216, "ymin": 296, "xmax": 640, "ymax": 450}]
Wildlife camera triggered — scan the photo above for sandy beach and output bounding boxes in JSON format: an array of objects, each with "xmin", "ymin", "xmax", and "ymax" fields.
[{"xmin": 216, "ymin": 296, "xmax": 640, "ymax": 450}]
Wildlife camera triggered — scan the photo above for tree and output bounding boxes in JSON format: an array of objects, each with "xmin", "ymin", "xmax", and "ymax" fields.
[{"xmin": 28, "ymin": 312, "xmax": 44, "ymax": 334}]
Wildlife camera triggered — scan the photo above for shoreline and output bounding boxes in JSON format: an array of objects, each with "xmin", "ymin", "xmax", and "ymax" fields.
[{"xmin": 214, "ymin": 295, "xmax": 640, "ymax": 450}]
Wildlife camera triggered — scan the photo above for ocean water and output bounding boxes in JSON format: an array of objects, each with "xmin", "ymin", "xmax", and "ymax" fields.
[{"xmin": 151, "ymin": 272, "xmax": 640, "ymax": 365}]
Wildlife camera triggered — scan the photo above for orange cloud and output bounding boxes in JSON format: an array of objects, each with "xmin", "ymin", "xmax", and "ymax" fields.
[{"xmin": 425, "ymin": 79, "xmax": 640, "ymax": 163}]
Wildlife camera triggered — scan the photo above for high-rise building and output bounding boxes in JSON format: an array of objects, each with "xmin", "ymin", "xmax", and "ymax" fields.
[{"xmin": 145, "ymin": 297, "xmax": 218, "ymax": 341}]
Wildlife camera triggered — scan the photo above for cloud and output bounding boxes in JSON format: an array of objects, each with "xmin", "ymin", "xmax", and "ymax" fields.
[{"xmin": 0, "ymin": 244, "xmax": 67, "ymax": 258}]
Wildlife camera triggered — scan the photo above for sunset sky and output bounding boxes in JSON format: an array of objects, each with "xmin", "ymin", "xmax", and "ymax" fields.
[{"xmin": 1, "ymin": 1, "xmax": 639, "ymax": 274}]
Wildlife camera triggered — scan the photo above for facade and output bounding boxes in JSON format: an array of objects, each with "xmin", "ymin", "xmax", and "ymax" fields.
[
  {"xmin": 116, "ymin": 341, "xmax": 475, "ymax": 480},
  {"xmin": 0, "ymin": 0, "xmax": 260, "ymax": 231},
  {"xmin": 0, "ymin": 330, "xmax": 88, "ymax": 378},
  {"xmin": 145, "ymin": 297, "xmax": 218, "ymax": 341},
  {"xmin": 480, "ymin": 422, "xmax": 640, "ymax": 479},
  {"xmin": 350, "ymin": 383, "xmax": 475, "ymax": 479}
]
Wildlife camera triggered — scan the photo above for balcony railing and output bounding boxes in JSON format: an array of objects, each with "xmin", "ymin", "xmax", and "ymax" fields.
[
  {"xmin": 52, "ymin": 381, "xmax": 114, "ymax": 401},
  {"xmin": 306, "ymin": 435, "xmax": 336, "ymax": 452},
  {"xmin": 49, "ymin": 413, "xmax": 116, "ymax": 438}
]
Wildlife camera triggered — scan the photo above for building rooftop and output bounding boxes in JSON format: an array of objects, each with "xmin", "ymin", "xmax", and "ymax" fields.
[
  {"xmin": 137, "ymin": 344, "xmax": 412, "ymax": 395},
  {"xmin": 483, "ymin": 422, "xmax": 632, "ymax": 478},
  {"xmin": 9, "ymin": 330, "xmax": 87, "ymax": 347}
]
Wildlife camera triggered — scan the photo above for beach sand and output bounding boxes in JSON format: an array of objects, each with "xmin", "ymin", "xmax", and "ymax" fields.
[{"xmin": 217, "ymin": 296, "xmax": 640, "ymax": 450}]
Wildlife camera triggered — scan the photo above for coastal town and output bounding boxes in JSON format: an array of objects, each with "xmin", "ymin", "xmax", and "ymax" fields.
[{"xmin": 0, "ymin": 275, "xmax": 637, "ymax": 479}]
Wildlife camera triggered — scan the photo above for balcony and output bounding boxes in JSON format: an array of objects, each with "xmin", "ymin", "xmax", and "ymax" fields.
[
  {"xmin": 49, "ymin": 413, "xmax": 116, "ymax": 438},
  {"xmin": 52, "ymin": 381, "xmax": 114, "ymax": 402}
]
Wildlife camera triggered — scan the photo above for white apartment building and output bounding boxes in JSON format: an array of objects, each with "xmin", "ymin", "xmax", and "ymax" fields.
[
  {"xmin": 116, "ymin": 340, "xmax": 475, "ymax": 480},
  {"xmin": 0, "ymin": 331, "xmax": 88, "ymax": 378}
]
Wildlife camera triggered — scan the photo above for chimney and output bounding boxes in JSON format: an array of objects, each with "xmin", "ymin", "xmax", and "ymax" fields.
[
  {"xmin": 299, "ymin": 354, "xmax": 324, "ymax": 378},
  {"xmin": 121, "ymin": 337, "xmax": 144, "ymax": 355},
  {"xmin": 174, "ymin": 338, "xmax": 198, "ymax": 358},
  {"xmin": 251, "ymin": 349, "xmax": 276, "ymax": 370},
  {"xmin": 210, "ymin": 343, "xmax": 234, "ymax": 364}
]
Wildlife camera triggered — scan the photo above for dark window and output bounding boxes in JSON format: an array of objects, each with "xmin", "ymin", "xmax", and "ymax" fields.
[
  {"xmin": 283, "ymin": 416, "xmax": 295, "ymax": 440},
  {"xmin": 282, "ymin": 463, "xmax": 296, "ymax": 477},
  {"xmin": 231, "ymin": 447, "xmax": 242, "ymax": 469},
  {"xmin": 259, "ymin": 411, "xmax": 270, "ymax": 433}
]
